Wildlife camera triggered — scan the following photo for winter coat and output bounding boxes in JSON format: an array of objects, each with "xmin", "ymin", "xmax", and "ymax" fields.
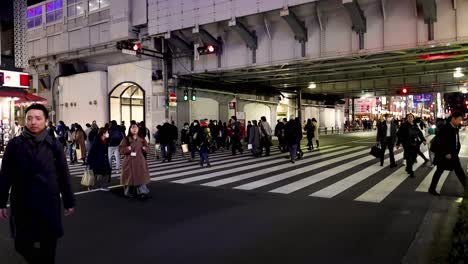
[
  {"xmin": 248, "ymin": 126, "xmax": 261, "ymax": 147},
  {"xmin": 119, "ymin": 136, "xmax": 150, "ymax": 186},
  {"xmin": 285, "ymin": 120, "xmax": 300, "ymax": 145},
  {"xmin": 397, "ymin": 122, "xmax": 425, "ymax": 148},
  {"xmin": 431, "ymin": 123, "xmax": 462, "ymax": 170},
  {"xmin": 75, "ymin": 130, "xmax": 87, "ymax": 160},
  {"xmin": 159, "ymin": 123, "xmax": 175, "ymax": 145},
  {"xmin": 312, "ymin": 121, "xmax": 319, "ymax": 140},
  {"xmin": 376, "ymin": 121, "xmax": 398, "ymax": 144},
  {"xmin": 87, "ymin": 138, "xmax": 112, "ymax": 176},
  {"xmin": 304, "ymin": 123, "xmax": 314, "ymax": 139},
  {"xmin": 0, "ymin": 134, "xmax": 75, "ymax": 241}
]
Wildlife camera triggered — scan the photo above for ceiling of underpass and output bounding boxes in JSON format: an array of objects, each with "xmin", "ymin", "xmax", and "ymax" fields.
[{"xmin": 178, "ymin": 43, "xmax": 468, "ymax": 99}]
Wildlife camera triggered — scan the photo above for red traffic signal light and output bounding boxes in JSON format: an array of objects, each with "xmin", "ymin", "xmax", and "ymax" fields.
[
  {"xmin": 402, "ymin": 88, "xmax": 408, "ymax": 94},
  {"xmin": 132, "ymin": 43, "xmax": 141, "ymax": 51},
  {"xmin": 198, "ymin": 45, "xmax": 218, "ymax": 55}
]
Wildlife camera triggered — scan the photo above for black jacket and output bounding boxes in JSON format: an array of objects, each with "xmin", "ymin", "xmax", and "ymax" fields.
[
  {"xmin": 304, "ymin": 123, "xmax": 314, "ymax": 139},
  {"xmin": 376, "ymin": 121, "xmax": 398, "ymax": 144},
  {"xmin": 0, "ymin": 134, "xmax": 75, "ymax": 241},
  {"xmin": 87, "ymin": 138, "xmax": 112, "ymax": 175},
  {"xmin": 431, "ymin": 123, "xmax": 461, "ymax": 170},
  {"xmin": 397, "ymin": 122, "xmax": 425, "ymax": 147}
]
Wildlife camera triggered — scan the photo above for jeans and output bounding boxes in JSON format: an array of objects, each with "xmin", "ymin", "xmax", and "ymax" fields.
[
  {"xmin": 200, "ymin": 147, "xmax": 210, "ymax": 166},
  {"xmin": 289, "ymin": 144, "xmax": 298, "ymax": 161},
  {"xmin": 108, "ymin": 146, "xmax": 121, "ymax": 170},
  {"xmin": 67, "ymin": 143, "xmax": 75, "ymax": 163}
]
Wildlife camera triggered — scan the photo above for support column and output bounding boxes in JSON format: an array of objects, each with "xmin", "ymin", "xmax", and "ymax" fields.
[
  {"xmin": 162, "ymin": 38, "xmax": 169, "ymax": 119},
  {"xmin": 297, "ymin": 89, "xmax": 302, "ymax": 121}
]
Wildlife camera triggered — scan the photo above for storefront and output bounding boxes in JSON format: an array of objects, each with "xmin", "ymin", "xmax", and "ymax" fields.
[{"xmin": 0, "ymin": 70, "xmax": 47, "ymax": 152}]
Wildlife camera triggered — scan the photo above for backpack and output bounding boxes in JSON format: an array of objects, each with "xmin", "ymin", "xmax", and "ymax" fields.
[{"xmin": 198, "ymin": 127, "xmax": 211, "ymax": 146}]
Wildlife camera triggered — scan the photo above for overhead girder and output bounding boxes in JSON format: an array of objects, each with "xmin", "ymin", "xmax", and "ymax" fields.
[
  {"xmin": 343, "ymin": 0, "xmax": 367, "ymax": 50},
  {"xmin": 192, "ymin": 25, "xmax": 221, "ymax": 47},
  {"xmin": 165, "ymin": 32, "xmax": 192, "ymax": 53},
  {"xmin": 280, "ymin": 7, "xmax": 307, "ymax": 57},
  {"xmin": 417, "ymin": 0, "xmax": 437, "ymax": 41},
  {"xmin": 229, "ymin": 18, "xmax": 257, "ymax": 50}
]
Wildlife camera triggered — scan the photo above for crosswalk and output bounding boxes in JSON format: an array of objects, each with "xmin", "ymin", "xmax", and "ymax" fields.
[{"xmin": 68, "ymin": 143, "xmax": 456, "ymax": 204}]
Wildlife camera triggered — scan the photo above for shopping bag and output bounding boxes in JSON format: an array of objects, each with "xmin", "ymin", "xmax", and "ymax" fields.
[
  {"xmin": 370, "ymin": 145, "xmax": 382, "ymax": 158},
  {"xmin": 248, "ymin": 144, "xmax": 253, "ymax": 150},
  {"xmin": 81, "ymin": 168, "xmax": 95, "ymax": 187},
  {"xmin": 181, "ymin": 144, "xmax": 189, "ymax": 153}
]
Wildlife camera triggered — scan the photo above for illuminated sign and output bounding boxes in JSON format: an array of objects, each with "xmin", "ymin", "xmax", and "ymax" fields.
[{"xmin": 0, "ymin": 70, "xmax": 30, "ymax": 89}]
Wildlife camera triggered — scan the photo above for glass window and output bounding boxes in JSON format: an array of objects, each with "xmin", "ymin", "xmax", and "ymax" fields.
[
  {"xmin": 27, "ymin": 5, "xmax": 43, "ymax": 29},
  {"xmin": 89, "ymin": 0, "xmax": 110, "ymax": 12},
  {"xmin": 46, "ymin": 0, "xmax": 63, "ymax": 23},
  {"xmin": 68, "ymin": 0, "xmax": 84, "ymax": 17}
]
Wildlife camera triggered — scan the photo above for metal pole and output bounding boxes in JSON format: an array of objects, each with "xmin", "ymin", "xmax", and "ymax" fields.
[
  {"xmin": 162, "ymin": 38, "xmax": 169, "ymax": 119},
  {"xmin": 405, "ymin": 95, "xmax": 409, "ymax": 115},
  {"xmin": 297, "ymin": 89, "xmax": 302, "ymax": 120}
]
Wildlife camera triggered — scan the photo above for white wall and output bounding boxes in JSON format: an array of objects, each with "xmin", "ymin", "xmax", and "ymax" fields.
[
  {"xmin": 244, "ymin": 103, "xmax": 271, "ymax": 124},
  {"xmin": 190, "ymin": 98, "xmax": 220, "ymax": 121},
  {"xmin": 58, "ymin": 71, "xmax": 108, "ymax": 126}
]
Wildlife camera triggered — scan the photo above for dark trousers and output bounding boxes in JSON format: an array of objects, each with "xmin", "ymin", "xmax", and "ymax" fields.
[
  {"xmin": 416, "ymin": 142, "xmax": 428, "ymax": 161},
  {"xmin": 15, "ymin": 237, "xmax": 57, "ymax": 264},
  {"xmin": 161, "ymin": 143, "xmax": 174, "ymax": 161},
  {"xmin": 289, "ymin": 144, "xmax": 298, "ymax": 161},
  {"xmin": 200, "ymin": 147, "xmax": 210, "ymax": 166},
  {"xmin": 231, "ymin": 138, "xmax": 243, "ymax": 155},
  {"xmin": 429, "ymin": 157, "xmax": 467, "ymax": 191},
  {"xmin": 307, "ymin": 137, "xmax": 313, "ymax": 150},
  {"xmin": 260, "ymin": 137, "xmax": 271, "ymax": 156},
  {"xmin": 404, "ymin": 146, "xmax": 418, "ymax": 174},
  {"xmin": 380, "ymin": 138, "xmax": 396, "ymax": 166}
]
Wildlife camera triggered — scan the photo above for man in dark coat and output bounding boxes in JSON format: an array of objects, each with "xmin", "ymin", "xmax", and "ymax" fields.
[
  {"xmin": 0, "ymin": 104, "xmax": 75, "ymax": 264},
  {"xmin": 376, "ymin": 113, "xmax": 398, "ymax": 168},
  {"xmin": 397, "ymin": 114, "xmax": 426, "ymax": 178},
  {"xmin": 429, "ymin": 112, "xmax": 466, "ymax": 196}
]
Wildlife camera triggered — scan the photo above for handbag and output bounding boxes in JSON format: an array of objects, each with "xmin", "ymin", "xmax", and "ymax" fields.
[
  {"xmin": 370, "ymin": 144, "xmax": 382, "ymax": 158},
  {"xmin": 81, "ymin": 168, "xmax": 95, "ymax": 187},
  {"xmin": 248, "ymin": 144, "xmax": 253, "ymax": 150},
  {"xmin": 181, "ymin": 144, "xmax": 189, "ymax": 153}
]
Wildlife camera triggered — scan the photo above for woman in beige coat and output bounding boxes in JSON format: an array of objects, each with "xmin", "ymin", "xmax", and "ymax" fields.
[
  {"xmin": 119, "ymin": 123, "xmax": 151, "ymax": 199},
  {"xmin": 75, "ymin": 124, "xmax": 87, "ymax": 165}
]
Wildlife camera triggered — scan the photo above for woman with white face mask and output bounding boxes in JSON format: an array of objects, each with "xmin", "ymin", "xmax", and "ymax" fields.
[{"xmin": 86, "ymin": 128, "xmax": 112, "ymax": 189}]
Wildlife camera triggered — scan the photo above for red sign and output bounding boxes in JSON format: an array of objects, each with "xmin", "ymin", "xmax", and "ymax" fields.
[
  {"xmin": 169, "ymin": 93, "xmax": 177, "ymax": 103},
  {"xmin": 0, "ymin": 70, "xmax": 29, "ymax": 88}
]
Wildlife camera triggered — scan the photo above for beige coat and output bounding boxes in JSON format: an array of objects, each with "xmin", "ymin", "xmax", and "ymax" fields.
[
  {"xmin": 75, "ymin": 130, "xmax": 87, "ymax": 160},
  {"xmin": 119, "ymin": 136, "xmax": 150, "ymax": 186}
]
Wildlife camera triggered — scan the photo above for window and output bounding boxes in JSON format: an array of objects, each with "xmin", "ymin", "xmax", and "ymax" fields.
[
  {"xmin": 88, "ymin": 0, "xmax": 110, "ymax": 12},
  {"xmin": 46, "ymin": 0, "xmax": 63, "ymax": 23},
  {"xmin": 27, "ymin": 5, "xmax": 43, "ymax": 29},
  {"xmin": 67, "ymin": 0, "xmax": 84, "ymax": 17}
]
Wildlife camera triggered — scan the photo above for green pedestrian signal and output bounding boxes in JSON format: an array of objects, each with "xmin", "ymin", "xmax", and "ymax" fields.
[
  {"xmin": 183, "ymin": 89, "xmax": 189, "ymax": 101},
  {"xmin": 191, "ymin": 89, "xmax": 196, "ymax": 101}
]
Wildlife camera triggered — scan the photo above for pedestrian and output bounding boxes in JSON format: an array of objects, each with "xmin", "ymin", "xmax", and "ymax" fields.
[
  {"xmin": 84, "ymin": 123, "xmax": 92, "ymax": 154},
  {"xmin": 119, "ymin": 123, "xmax": 150, "ymax": 199},
  {"xmin": 47, "ymin": 121, "xmax": 56, "ymax": 139},
  {"xmin": 376, "ymin": 113, "xmax": 398, "ymax": 168},
  {"xmin": 0, "ymin": 103, "xmax": 75, "ymax": 264},
  {"xmin": 230, "ymin": 116, "xmax": 244, "ymax": 156},
  {"xmin": 74, "ymin": 124, "xmax": 87, "ymax": 165},
  {"xmin": 154, "ymin": 125, "xmax": 162, "ymax": 160},
  {"xmin": 120, "ymin": 121, "xmax": 126, "ymax": 134},
  {"xmin": 88, "ymin": 122, "xmax": 99, "ymax": 147},
  {"xmin": 87, "ymin": 128, "xmax": 112, "ymax": 189},
  {"xmin": 181, "ymin": 122, "xmax": 190, "ymax": 156},
  {"xmin": 414, "ymin": 117, "xmax": 430, "ymax": 163},
  {"xmin": 397, "ymin": 113, "xmax": 427, "ymax": 178},
  {"xmin": 259, "ymin": 116, "xmax": 272, "ymax": 156},
  {"xmin": 197, "ymin": 120, "xmax": 212, "ymax": 167},
  {"xmin": 14, "ymin": 121, "xmax": 23, "ymax": 137},
  {"xmin": 246, "ymin": 121, "xmax": 252, "ymax": 143},
  {"xmin": 188, "ymin": 120, "xmax": 200, "ymax": 162},
  {"xmin": 108, "ymin": 121, "xmax": 124, "ymax": 173},
  {"xmin": 170, "ymin": 121, "xmax": 179, "ymax": 157},
  {"xmin": 248, "ymin": 120, "xmax": 261, "ymax": 157},
  {"xmin": 159, "ymin": 120, "xmax": 174, "ymax": 162},
  {"xmin": 67, "ymin": 124, "xmax": 77, "ymax": 165},
  {"xmin": 285, "ymin": 116, "xmax": 300, "ymax": 163},
  {"xmin": 428, "ymin": 112, "xmax": 466, "ymax": 196},
  {"xmin": 311, "ymin": 118, "xmax": 320, "ymax": 149},
  {"xmin": 304, "ymin": 119, "xmax": 314, "ymax": 151},
  {"xmin": 138, "ymin": 121, "xmax": 151, "ymax": 159}
]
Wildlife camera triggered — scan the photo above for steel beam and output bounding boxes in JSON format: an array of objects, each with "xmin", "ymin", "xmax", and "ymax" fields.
[
  {"xmin": 280, "ymin": 8, "xmax": 307, "ymax": 43},
  {"xmin": 192, "ymin": 25, "xmax": 221, "ymax": 47},
  {"xmin": 229, "ymin": 18, "xmax": 257, "ymax": 50},
  {"xmin": 165, "ymin": 32, "xmax": 192, "ymax": 53},
  {"xmin": 343, "ymin": 0, "xmax": 367, "ymax": 50}
]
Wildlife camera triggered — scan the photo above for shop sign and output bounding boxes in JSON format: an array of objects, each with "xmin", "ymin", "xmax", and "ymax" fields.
[
  {"xmin": 413, "ymin": 94, "xmax": 432, "ymax": 104},
  {"xmin": 0, "ymin": 70, "xmax": 29, "ymax": 88}
]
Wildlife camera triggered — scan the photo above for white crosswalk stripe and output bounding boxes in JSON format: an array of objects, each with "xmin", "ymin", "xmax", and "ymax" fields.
[{"xmin": 67, "ymin": 141, "xmax": 459, "ymax": 204}]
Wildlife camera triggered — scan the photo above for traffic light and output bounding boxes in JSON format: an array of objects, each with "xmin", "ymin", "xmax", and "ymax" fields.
[
  {"xmin": 183, "ymin": 89, "xmax": 189, "ymax": 101},
  {"xmin": 191, "ymin": 89, "xmax": 197, "ymax": 101},
  {"xmin": 197, "ymin": 45, "xmax": 218, "ymax": 55},
  {"xmin": 117, "ymin": 40, "xmax": 142, "ymax": 54},
  {"xmin": 398, "ymin": 87, "xmax": 409, "ymax": 95}
]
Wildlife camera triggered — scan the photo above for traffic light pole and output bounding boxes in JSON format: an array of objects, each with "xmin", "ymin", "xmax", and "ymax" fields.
[{"xmin": 162, "ymin": 38, "xmax": 169, "ymax": 120}]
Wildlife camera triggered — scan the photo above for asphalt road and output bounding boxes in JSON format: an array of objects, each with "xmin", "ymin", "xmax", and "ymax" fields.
[{"xmin": 1, "ymin": 131, "xmax": 466, "ymax": 264}]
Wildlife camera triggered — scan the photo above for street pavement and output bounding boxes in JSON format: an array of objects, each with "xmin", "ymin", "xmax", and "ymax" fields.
[{"xmin": 0, "ymin": 131, "xmax": 466, "ymax": 263}]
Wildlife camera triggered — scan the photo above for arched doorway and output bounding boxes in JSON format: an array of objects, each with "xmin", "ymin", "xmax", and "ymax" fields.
[{"xmin": 109, "ymin": 82, "xmax": 145, "ymax": 125}]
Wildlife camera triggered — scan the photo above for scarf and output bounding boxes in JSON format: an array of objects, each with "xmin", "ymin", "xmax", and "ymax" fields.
[{"xmin": 22, "ymin": 127, "xmax": 49, "ymax": 144}]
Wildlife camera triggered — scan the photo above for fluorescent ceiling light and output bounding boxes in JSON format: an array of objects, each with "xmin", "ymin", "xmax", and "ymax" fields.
[
  {"xmin": 454, "ymin": 71, "xmax": 464, "ymax": 78},
  {"xmin": 307, "ymin": 82, "xmax": 317, "ymax": 89}
]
